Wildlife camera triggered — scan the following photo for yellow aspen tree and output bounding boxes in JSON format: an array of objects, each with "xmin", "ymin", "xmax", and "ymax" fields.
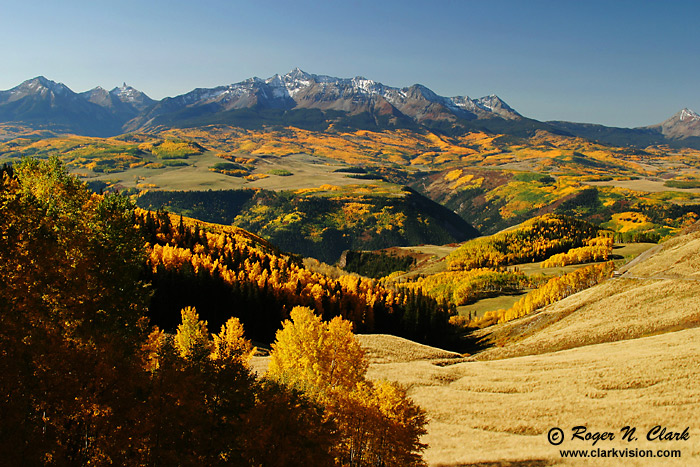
[
  {"xmin": 174, "ymin": 306, "xmax": 211, "ymax": 361},
  {"xmin": 268, "ymin": 306, "xmax": 427, "ymax": 466},
  {"xmin": 369, "ymin": 380, "xmax": 428, "ymax": 466},
  {"xmin": 212, "ymin": 317, "xmax": 255, "ymax": 367},
  {"xmin": 268, "ymin": 306, "xmax": 367, "ymax": 392}
]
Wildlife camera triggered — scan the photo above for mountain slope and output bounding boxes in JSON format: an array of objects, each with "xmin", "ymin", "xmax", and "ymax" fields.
[
  {"xmin": 0, "ymin": 77, "xmax": 122, "ymax": 136},
  {"xmin": 469, "ymin": 222, "xmax": 700, "ymax": 360},
  {"xmin": 354, "ymin": 224, "xmax": 700, "ymax": 465},
  {"xmin": 124, "ymin": 68, "xmax": 549, "ymax": 135},
  {"xmin": 80, "ymin": 83, "xmax": 155, "ymax": 123},
  {"xmin": 361, "ymin": 326, "xmax": 700, "ymax": 466}
]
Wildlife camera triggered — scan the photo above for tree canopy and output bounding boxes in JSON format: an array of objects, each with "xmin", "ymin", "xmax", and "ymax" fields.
[{"xmin": 0, "ymin": 159, "xmax": 429, "ymax": 465}]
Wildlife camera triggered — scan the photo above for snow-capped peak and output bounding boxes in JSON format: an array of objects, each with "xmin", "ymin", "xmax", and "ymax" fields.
[
  {"xmin": 476, "ymin": 95, "xmax": 508, "ymax": 110},
  {"xmin": 112, "ymin": 83, "xmax": 134, "ymax": 95},
  {"xmin": 19, "ymin": 76, "xmax": 71, "ymax": 95},
  {"xmin": 283, "ymin": 67, "xmax": 314, "ymax": 83},
  {"xmin": 350, "ymin": 76, "xmax": 383, "ymax": 95},
  {"xmin": 680, "ymin": 108, "xmax": 700, "ymax": 122},
  {"xmin": 110, "ymin": 83, "xmax": 147, "ymax": 103}
]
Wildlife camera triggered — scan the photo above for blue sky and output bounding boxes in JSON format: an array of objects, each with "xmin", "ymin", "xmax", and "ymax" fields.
[{"xmin": 1, "ymin": 0, "xmax": 697, "ymax": 127}]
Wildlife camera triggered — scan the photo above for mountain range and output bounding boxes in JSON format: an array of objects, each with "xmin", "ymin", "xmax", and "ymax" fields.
[{"xmin": 1, "ymin": 69, "xmax": 699, "ymax": 148}]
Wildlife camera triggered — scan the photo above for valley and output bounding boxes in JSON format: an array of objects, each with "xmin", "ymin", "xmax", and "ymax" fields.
[
  {"xmin": 246, "ymin": 224, "xmax": 700, "ymax": 465},
  {"xmin": 3, "ymin": 124, "xmax": 700, "ymax": 255}
]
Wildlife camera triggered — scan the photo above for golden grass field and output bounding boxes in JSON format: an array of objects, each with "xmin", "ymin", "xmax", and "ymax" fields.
[
  {"xmin": 252, "ymin": 226, "xmax": 700, "ymax": 466},
  {"xmin": 364, "ymin": 329, "xmax": 700, "ymax": 466},
  {"xmin": 589, "ymin": 178, "xmax": 700, "ymax": 194}
]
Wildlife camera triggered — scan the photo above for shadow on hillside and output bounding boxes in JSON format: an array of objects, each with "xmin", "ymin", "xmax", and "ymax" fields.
[
  {"xmin": 451, "ymin": 331, "xmax": 496, "ymax": 356},
  {"xmin": 436, "ymin": 460, "xmax": 553, "ymax": 467}
]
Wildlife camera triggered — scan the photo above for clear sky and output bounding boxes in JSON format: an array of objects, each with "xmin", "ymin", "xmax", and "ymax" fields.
[{"xmin": 1, "ymin": 0, "xmax": 697, "ymax": 127}]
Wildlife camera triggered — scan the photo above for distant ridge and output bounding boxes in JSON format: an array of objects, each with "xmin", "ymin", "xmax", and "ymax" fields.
[
  {"xmin": 548, "ymin": 107, "xmax": 700, "ymax": 149},
  {"xmin": 646, "ymin": 107, "xmax": 700, "ymax": 140},
  {"xmin": 123, "ymin": 68, "xmax": 538, "ymax": 135},
  {"xmin": 0, "ymin": 76, "xmax": 123, "ymax": 136},
  {"xmin": 0, "ymin": 70, "xmax": 699, "ymax": 148}
]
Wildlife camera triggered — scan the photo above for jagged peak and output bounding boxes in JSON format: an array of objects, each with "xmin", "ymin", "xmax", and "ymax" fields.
[
  {"xmin": 111, "ymin": 82, "xmax": 136, "ymax": 93},
  {"xmin": 679, "ymin": 108, "xmax": 700, "ymax": 122},
  {"xmin": 284, "ymin": 67, "xmax": 313, "ymax": 80},
  {"xmin": 476, "ymin": 94, "xmax": 511, "ymax": 109},
  {"xmin": 20, "ymin": 76, "xmax": 71, "ymax": 94},
  {"xmin": 108, "ymin": 83, "xmax": 153, "ymax": 104}
]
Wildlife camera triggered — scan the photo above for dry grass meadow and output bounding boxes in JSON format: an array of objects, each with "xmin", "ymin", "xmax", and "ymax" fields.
[
  {"xmin": 252, "ymin": 226, "xmax": 700, "ymax": 465},
  {"xmin": 87, "ymin": 151, "xmax": 374, "ymax": 192},
  {"xmin": 589, "ymin": 178, "xmax": 700, "ymax": 194},
  {"xmin": 364, "ymin": 329, "xmax": 700, "ymax": 466}
]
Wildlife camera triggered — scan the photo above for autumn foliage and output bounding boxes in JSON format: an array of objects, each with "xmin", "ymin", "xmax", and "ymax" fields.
[
  {"xmin": 478, "ymin": 262, "xmax": 616, "ymax": 325},
  {"xmin": 447, "ymin": 214, "xmax": 604, "ymax": 270},
  {"xmin": 138, "ymin": 209, "xmax": 456, "ymax": 346},
  {"xmin": 1, "ymin": 158, "xmax": 150, "ymax": 463},
  {"xmin": 540, "ymin": 236, "xmax": 613, "ymax": 268},
  {"xmin": 268, "ymin": 306, "xmax": 427, "ymax": 466},
  {"xmin": 397, "ymin": 268, "xmax": 534, "ymax": 307},
  {"xmin": 0, "ymin": 158, "xmax": 429, "ymax": 465}
]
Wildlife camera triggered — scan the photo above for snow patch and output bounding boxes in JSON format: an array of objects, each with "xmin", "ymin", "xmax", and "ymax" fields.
[{"xmin": 680, "ymin": 108, "xmax": 700, "ymax": 122}]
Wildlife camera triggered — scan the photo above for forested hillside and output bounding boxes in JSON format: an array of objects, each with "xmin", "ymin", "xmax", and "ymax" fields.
[
  {"xmin": 0, "ymin": 158, "xmax": 429, "ymax": 465},
  {"xmin": 138, "ymin": 207, "xmax": 457, "ymax": 346},
  {"xmin": 137, "ymin": 185, "xmax": 479, "ymax": 263},
  {"xmin": 446, "ymin": 214, "xmax": 606, "ymax": 270}
]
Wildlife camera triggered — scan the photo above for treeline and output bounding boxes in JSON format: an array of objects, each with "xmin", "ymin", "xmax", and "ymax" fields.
[
  {"xmin": 447, "ymin": 214, "xmax": 603, "ymax": 270},
  {"xmin": 0, "ymin": 158, "xmax": 427, "ymax": 465},
  {"xmin": 395, "ymin": 269, "xmax": 538, "ymax": 307},
  {"xmin": 343, "ymin": 250, "xmax": 416, "ymax": 279},
  {"xmin": 137, "ymin": 208, "xmax": 456, "ymax": 347},
  {"xmin": 541, "ymin": 236, "xmax": 613, "ymax": 268},
  {"xmin": 475, "ymin": 262, "xmax": 615, "ymax": 326},
  {"xmin": 210, "ymin": 161, "xmax": 250, "ymax": 177},
  {"xmin": 612, "ymin": 231, "xmax": 661, "ymax": 243}
]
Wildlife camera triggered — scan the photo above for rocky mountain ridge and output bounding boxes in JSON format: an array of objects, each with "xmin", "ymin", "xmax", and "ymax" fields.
[{"xmin": 0, "ymin": 70, "xmax": 698, "ymax": 148}]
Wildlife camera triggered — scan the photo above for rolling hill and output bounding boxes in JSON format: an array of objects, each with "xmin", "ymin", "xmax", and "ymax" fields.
[
  {"xmin": 3, "ymin": 122, "xmax": 700, "ymax": 251},
  {"xmin": 468, "ymin": 221, "xmax": 700, "ymax": 360},
  {"xmin": 269, "ymin": 221, "xmax": 700, "ymax": 466}
]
